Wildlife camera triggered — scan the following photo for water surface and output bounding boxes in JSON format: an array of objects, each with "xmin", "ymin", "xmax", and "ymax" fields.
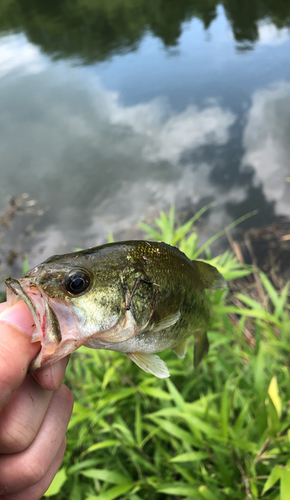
[{"xmin": 0, "ymin": 0, "xmax": 290, "ymax": 270}]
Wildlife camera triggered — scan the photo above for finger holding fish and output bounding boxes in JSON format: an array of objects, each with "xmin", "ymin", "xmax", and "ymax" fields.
[
  {"xmin": 0, "ymin": 385, "xmax": 73, "ymax": 497},
  {"xmin": 0, "ymin": 437, "xmax": 67, "ymax": 500},
  {"xmin": 0, "ymin": 300, "xmax": 41, "ymax": 410},
  {"xmin": 0, "ymin": 300, "xmax": 73, "ymax": 498}
]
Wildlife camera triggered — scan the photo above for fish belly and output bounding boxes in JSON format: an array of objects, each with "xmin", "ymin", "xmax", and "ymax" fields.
[{"xmin": 85, "ymin": 324, "xmax": 191, "ymax": 354}]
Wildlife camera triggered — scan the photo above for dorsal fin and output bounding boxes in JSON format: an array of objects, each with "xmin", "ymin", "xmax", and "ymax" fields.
[{"xmin": 194, "ymin": 261, "xmax": 227, "ymax": 290}]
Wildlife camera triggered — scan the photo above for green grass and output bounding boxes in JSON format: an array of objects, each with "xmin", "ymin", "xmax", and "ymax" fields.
[{"xmin": 4, "ymin": 206, "xmax": 290, "ymax": 500}]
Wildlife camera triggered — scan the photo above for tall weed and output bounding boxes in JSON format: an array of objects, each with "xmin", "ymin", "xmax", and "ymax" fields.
[{"xmin": 40, "ymin": 207, "xmax": 290, "ymax": 499}]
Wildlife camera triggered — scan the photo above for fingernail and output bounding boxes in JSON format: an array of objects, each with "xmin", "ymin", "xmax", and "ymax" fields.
[
  {"xmin": 51, "ymin": 356, "xmax": 70, "ymax": 389},
  {"xmin": 0, "ymin": 301, "xmax": 36, "ymax": 337},
  {"xmin": 34, "ymin": 356, "xmax": 69, "ymax": 391}
]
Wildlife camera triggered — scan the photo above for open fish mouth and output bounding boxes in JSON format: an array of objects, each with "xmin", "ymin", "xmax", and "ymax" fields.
[
  {"xmin": 6, "ymin": 278, "xmax": 44, "ymax": 342},
  {"xmin": 5, "ymin": 278, "xmax": 78, "ymax": 372}
]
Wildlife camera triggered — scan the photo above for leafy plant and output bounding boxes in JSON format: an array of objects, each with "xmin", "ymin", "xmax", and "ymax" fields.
[{"xmin": 32, "ymin": 206, "xmax": 289, "ymax": 499}]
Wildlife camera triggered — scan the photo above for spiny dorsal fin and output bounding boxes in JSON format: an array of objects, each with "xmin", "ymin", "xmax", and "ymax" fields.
[
  {"xmin": 172, "ymin": 339, "xmax": 187, "ymax": 359},
  {"xmin": 194, "ymin": 261, "xmax": 227, "ymax": 290},
  {"xmin": 194, "ymin": 331, "xmax": 209, "ymax": 368},
  {"xmin": 127, "ymin": 352, "xmax": 170, "ymax": 378}
]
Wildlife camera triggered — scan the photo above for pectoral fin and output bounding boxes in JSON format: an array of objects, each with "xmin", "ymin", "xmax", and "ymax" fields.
[
  {"xmin": 172, "ymin": 339, "xmax": 187, "ymax": 358},
  {"xmin": 194, "ymin": 331, "xmax": 209, "ymax": 368},
  {"xmin": 127, "ymin": 352, "xmax": 170, "ymax": 378},
  {"xmin": 96, "ymin": 309, "xmax": 138, "ymax": 343},
  {"xmin": 148, "ymin": 286, "xmax": 183, "ymax": 333},
  {"xmin": 149, "ymin": 310, "xmax": 181, "ymax": 333}
]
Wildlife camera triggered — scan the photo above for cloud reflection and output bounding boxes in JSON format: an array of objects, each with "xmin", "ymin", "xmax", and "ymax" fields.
[
  {"xmin": 1, "ymin": 32, "xmax": 289, "ymax": 268},
  {"xmin": 257, "ymin": 22, "xmax": 290, "ymax": 46},
  {"xmin": 242, "ymin": 81, "xmax": 290, "ymax": 215},
  {"xmin": 0, "ymin": 33, "xmax": 239, "ymax": 261},
  {"xmin": 31, "ymin": 86, "xmax": 238, "ymax": 257},
  {"xmin": 109, "ymin": 97, "xmax": 235, "ymax": 164},
  {"xmin": 0, "ymin": 34, "xmax": 47, "ymax": 78},
  {"xmin": 85, "ymin": 96, "xmax": 240, "ymax": 248}
]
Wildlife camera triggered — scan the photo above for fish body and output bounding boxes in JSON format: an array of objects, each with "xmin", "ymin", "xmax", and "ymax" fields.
[{"xmin": 5, "ymin": 241, "xmax": 226, "ymax": 378}]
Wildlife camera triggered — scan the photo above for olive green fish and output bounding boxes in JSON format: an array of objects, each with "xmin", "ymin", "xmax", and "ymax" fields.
[{"xmin": 5, "ymin": 241, "xmax": 226, "ymax": 378}]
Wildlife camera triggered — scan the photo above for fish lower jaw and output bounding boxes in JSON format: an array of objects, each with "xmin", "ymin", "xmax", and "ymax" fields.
[
  {"xmin": 6, "ymin": 278, "xmax": 44, "ymax": 340},
  {"xmin": 28, "ymin": 338, "xmax": 80, "ymax": 372}
]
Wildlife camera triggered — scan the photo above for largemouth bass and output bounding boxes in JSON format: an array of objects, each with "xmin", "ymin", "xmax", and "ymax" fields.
[{"xmin": 5, "ymin": 241, "xmax": 226, "ymax": 378}]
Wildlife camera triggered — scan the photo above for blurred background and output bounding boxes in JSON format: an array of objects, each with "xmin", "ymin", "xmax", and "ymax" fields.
[{"xmin": 0, "ymin": 0, "xmax": 290, "ymax": 276}]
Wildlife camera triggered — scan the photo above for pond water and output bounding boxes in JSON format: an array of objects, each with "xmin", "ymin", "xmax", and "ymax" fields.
[{"xmin": 0, "ymin": 0, "xmax": 290, "ymax": 270}]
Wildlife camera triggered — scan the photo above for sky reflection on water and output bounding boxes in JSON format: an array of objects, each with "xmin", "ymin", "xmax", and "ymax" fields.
[{"xmin": 0, "ymin": 3, "xmax": 289, "ymax": 268}]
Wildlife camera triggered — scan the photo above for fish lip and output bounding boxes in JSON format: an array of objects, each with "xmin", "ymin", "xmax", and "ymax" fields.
[
  {"xmin": 5, "ymin": 277, "xmax": 72, "ymax": 373},
  {"xmin": 5, "ymin": 277, "xmax": 42, "ymax": 337}
]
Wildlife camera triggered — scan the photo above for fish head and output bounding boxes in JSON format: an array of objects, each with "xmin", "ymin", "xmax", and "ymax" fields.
[{"xmin": 5, "ymin": 251, "xmax": 126, "ymax": 372}]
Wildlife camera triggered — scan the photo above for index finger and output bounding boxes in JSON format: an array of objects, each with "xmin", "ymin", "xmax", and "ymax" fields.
[{"xmin": 0, "ymin": 300, "xmax": 40, "ymax": 410}]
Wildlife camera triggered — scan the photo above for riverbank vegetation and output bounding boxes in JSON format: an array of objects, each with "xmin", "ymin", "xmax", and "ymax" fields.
[
  {"xmin": 42, "ymin": 207, "xmax": 290, "ymax": 500},
  {"xmin": 1, "ymin": 0, "xmax": 290, "ymax": 62}
]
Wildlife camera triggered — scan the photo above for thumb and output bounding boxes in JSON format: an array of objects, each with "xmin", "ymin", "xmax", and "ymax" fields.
[{"xmin": 0, "ymin": 300, "xmax": 40, "ymax": 410}]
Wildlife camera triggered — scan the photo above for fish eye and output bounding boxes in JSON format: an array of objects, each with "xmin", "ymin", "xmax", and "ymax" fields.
[{"xmin": 65, "ymin": 269, "xmax": 91, "ymax": 295}]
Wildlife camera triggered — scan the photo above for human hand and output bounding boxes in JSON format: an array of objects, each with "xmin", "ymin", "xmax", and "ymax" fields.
[{"xmin": 0, "ymin": 300, "xmax": 74, "ymax": 500}]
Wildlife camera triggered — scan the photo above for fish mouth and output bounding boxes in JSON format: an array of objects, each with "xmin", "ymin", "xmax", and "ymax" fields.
[
  {"xmin": 5, "ymin": 278, "xmax": 78, "ymax": 372},
  {"xmin": 6, "ymin": 278, "xmax": 43, "ymax": 342}
]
